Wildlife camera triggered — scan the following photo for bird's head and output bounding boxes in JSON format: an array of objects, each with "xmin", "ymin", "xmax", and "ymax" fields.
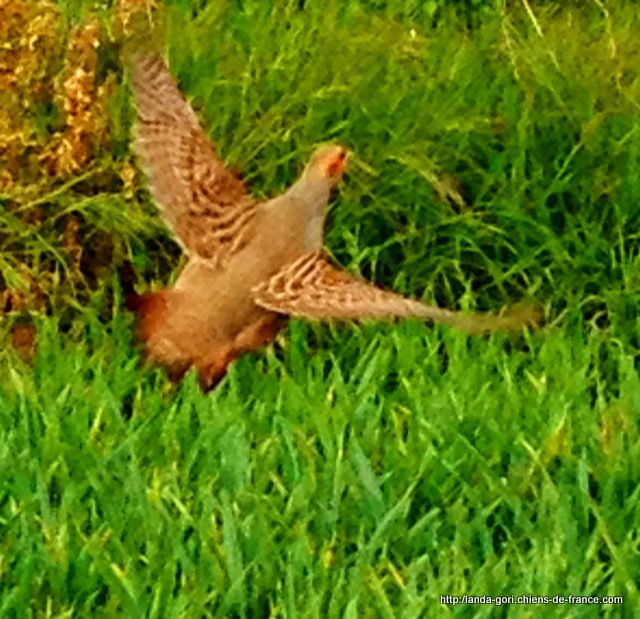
[{"xmin": 302, "ymin": 144, "xmax": 349, "ymax": 189}]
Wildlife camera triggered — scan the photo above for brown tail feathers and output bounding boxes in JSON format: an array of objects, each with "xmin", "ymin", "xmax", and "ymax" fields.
[
  {"xmin": 118, "ymin": 261, "xmax": 168, "ymax": 341},
  {"xmin": 126, "ymin": 290, "xmax": 170, "ymax": 343}
]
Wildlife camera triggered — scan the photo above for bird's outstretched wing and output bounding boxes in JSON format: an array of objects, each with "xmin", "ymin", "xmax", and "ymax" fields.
[
  {"xmin": 131, "ymin": 54, "xmax": 257, "ymax": 265},
  {"xmin": 252, "ymin": 251, "xmax": 540, "ymax": 334}
]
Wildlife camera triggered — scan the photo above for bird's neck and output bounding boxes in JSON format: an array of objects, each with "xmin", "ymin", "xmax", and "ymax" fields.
[
  {"xmin": 288, "ymin": 176, "xmax": 330, "ymax": 214},
  {"xmin": 286, "ymin": 176, "xmax": 331, "ymax": 250}
]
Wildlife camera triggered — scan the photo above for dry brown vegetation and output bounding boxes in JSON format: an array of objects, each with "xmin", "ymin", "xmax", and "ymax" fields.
[
  {"xmin": 0, "ymin": 0, "xmax": 160, "ymax": 350},
  {"xmin": 0, "ymin": 0, "xmax": 61, "ymax": 190}
]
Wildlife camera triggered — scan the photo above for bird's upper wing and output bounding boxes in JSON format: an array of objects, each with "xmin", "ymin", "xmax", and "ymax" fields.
[
  {"xmin": 252, "ymin": 251, "xmax": 540, "ymax": 334},
  {"xmin": 131, "ymin": 54, "xmax": 257, "ymax": 264}
]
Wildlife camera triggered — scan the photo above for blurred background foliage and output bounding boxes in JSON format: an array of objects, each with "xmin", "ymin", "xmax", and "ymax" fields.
[{"xmin": 1, "ymin": 0, "xmax": 639, "ymax": 354}]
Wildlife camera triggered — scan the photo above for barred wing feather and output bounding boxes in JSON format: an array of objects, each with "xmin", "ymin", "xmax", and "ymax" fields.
[
  {"xmin": 131, "ymin": 54, "xmax": 256, "ymax": 264},
  {"xmin": 252, "ymin": 252, "xmax": 539, "ymax": 334}
]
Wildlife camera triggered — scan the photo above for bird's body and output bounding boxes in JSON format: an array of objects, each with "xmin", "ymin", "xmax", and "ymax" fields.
[
  {"xmin": 129, "ymin": 54, "xmax": 538, "ymax": 390},
  {"xmin": 132, "ymin": 163, "xmax": 333, "ymax": 386}
]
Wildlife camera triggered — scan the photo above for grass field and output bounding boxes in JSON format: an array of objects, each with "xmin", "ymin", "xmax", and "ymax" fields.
[{"xmin": 1, "ymin": 0, "xmax": 640, "ymax": 617}]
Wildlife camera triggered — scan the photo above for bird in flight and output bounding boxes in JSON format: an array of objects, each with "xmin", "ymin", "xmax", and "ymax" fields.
[{"xmin": 128, "ymin": 54, "xmax": 538, "ymax": 390}]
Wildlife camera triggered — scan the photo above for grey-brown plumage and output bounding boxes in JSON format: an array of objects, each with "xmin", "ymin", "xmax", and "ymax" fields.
[{"xmin": 129, "ymin": 54, "xmax": 538, "ymax": 390}]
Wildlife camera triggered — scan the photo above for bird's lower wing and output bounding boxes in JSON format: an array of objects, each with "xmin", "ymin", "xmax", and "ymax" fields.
[
  {"xmin": 252, "ymin": 251, "xmax": 540, "ymax": 334},
  {"xmin": 131, "ymin": 54, "xmax": 257, "ymax": 264}
]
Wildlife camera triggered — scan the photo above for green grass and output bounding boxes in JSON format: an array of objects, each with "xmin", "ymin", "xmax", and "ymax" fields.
[{"xmin": 2, "ymin": 0, "xmax": 640, "ymax": 616}]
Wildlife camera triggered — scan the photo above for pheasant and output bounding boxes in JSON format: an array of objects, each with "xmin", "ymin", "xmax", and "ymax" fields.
[{"xmin": 129, "ymin": 54, "xmax": 538, "ymax": 390}]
